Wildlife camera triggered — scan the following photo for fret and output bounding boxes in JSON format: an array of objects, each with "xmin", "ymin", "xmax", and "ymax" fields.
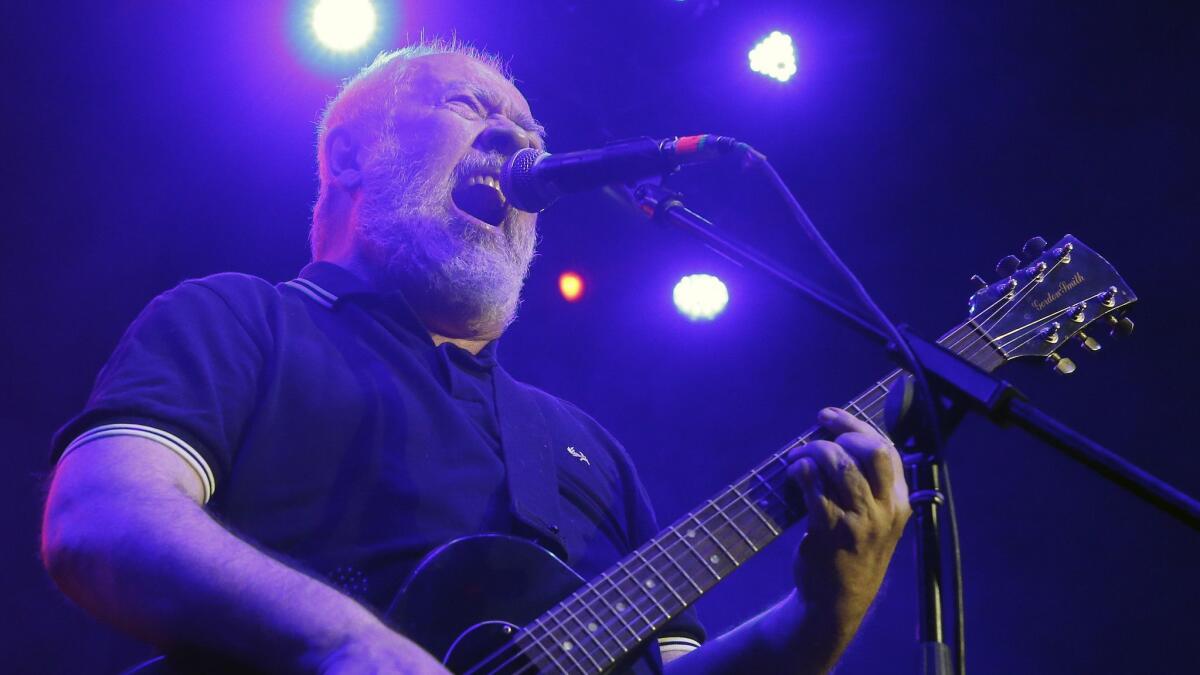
[
  {"xmin": 730, "ymin": 481, "xmax": 780, "ymax": 536},
  {"xmin": 866, "ymin": 379, "xmax": 894, "ymax": 408},
  {"xmin": 600, "ymin": 571, "xmax": 652, "ymax": 634},
  {"xmin": 651, "ymin": 538, "xmax": 704, "ymax": 593},
  {"xmin": 707, "ymin": 498, "xmax": 758, "ymax": 552},
  {"xmin": 773, "ymin": 450, "xmax": 796, "ymax": 471},
  {"xmin": 509, "ymin": 632, "xmax": 552, "ymax": 675},
  {"xmin": 556, "ymin": 599, "xmax": 613, "ymax": 668},
  {"xmin": 669, "ymin": 525, "xmax": 721, "ymax": 581},
  {"xmin": 749, "ymin": 465, "xmax": 799, "ymax": 524},
  {"xmin": 689, "ymin": 512, "xmax": 739, "ymax": 568},
  {"xmin": 633, "ymin": 549, "xmax": 688, "ymax": 606},
  {"xmin": 616, "ymin": 562, "xmax": 670, "ymax": 620},
  {"xmin": 551, "ymin": 608, "xmax": 604, "ymax": 673},
  {"xmin": 846, "ymin": 400, "xmax": 888, "ymax": 438},
  {"xmin": 576, "ymin": 589, "xmax": 629, "ymax": 653},
  {"xmin": 948, "ymin": 320, "xmax": 1006, "ymax": 370},
  {"xmin": 874, "ymin": 380, "xmax": 892, "ymax": 398},
  {"xmin": 529, "ymin": 616, "xmax": 575, "ymax": 674}
]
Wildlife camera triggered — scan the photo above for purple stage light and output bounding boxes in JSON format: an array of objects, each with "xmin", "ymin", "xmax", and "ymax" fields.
[
  {"xmin": 311, "ymin": 0, "xmax": 377, "ymax": 53},
  {"xmin": 749, "ymin": 31, "xmax": 797, "ymax": 82},
  {"xmin": 673, "ymin": 274, "xmax": 729, "ymax": 321}
]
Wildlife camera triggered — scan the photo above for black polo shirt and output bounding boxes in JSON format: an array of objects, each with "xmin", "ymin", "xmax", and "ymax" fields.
[{"xmin": 53, "ymin": 262, "xmax": 704, "ymax": 662}]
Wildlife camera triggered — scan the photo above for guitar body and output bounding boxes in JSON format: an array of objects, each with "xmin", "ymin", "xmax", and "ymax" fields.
[
  {"xmin": 387, "ymin": 534, "xmax": 652, "ymax": 674},
  {"xmin": 130, "ymin": 535, "xmax": 655, "ymax": 674}
]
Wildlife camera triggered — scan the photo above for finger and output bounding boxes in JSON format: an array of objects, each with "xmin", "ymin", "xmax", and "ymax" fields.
[
  {"xmin": 787, "ymin": 456, "xmax": 837, "ymax": 531},
  {"xmin": 834, "ymin": 431, "xmax": 898, "ymax": 500},
  {"xmin": 817, "ymin": 406, "xmax": 885, "ymax": 439},
  {"xmin": 795, "ymin": 439, "xmax": 875, "ymax": 513}
]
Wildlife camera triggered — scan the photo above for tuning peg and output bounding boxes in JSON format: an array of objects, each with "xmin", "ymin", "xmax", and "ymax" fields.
[
  {"xmin": 1107, "ymin": 314, "xmax": 1135, "ymax": 337},
  {"xmin": 1020, "ymin": 236, "xmax": 1048, "ymax": 262},
  {"xmin": 1075, "ymin": 331, "xmax": 1101, "ymax": 352},
  {"xmin": 1068, "ymin": 302, "xmax": 1088, "ymax": 323},
  {"xmin": 995, "ymin": 254, "xmax": 1022, "ymax": 277},
  {"xmin": 1039, "ymin": 321, "xmax": 1062, "ymax": 344},
  {"xmin": 1046, "ymin": 353, "xmax": 1077, "ymax": 375},
  {"xmin": 1100, "ymin": 286, "xmax": 1119, "ymax": 307},
  {"xmin": 970, "ymin": 274, "xmax": 988, "ymax": 288}
]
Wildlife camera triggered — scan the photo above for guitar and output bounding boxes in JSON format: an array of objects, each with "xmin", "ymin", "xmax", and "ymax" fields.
[{"xmin": 134, "ymin": 235, "xmax": 1136, "ymax": 674}]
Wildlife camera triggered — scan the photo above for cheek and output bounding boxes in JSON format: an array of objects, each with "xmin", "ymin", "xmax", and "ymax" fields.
[{"xmin": 394, "ymin": 110, "xmax": 479, "ymax": 155}]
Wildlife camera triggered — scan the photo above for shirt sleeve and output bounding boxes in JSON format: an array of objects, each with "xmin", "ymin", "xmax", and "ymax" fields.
[{"xmin": 50, "ymin": 279, "xmax": 267, "ymax": 502}]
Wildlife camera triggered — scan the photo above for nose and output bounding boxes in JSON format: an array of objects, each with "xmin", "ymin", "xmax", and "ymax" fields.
[{"xmin": 474, "ymin": 115, "xmax": 533, "ymax": 157}]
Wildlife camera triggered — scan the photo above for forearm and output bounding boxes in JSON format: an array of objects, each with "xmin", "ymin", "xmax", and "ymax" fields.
[
  {"xmin": 43, "ymin": 481, "xmax": 398, "ymax": 671},
  {"xmin": 664, "ymin": 590, "xmax": 856, "ymax": 675}
]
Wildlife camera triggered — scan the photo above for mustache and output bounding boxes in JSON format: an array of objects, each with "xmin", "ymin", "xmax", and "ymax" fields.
[{"xmin": 453, "ymin": 152, "xmax": 507, "ymax": 181}]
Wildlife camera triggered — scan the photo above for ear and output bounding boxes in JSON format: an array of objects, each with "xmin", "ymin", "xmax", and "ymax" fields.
[{"xmin": 325, "ymin": 126, "xmax": 363, "ymax": 190}]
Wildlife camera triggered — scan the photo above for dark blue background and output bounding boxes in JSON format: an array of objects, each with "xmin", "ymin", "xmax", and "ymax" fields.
[{"xmin": 3, "ymin": 1, "xmax": 1198, "ymax": 672}]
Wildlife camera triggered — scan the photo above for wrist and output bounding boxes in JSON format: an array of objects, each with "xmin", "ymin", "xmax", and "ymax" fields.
[{"xmin": 295, "ymin": 608, "xmax": 393, "ymax": 672}]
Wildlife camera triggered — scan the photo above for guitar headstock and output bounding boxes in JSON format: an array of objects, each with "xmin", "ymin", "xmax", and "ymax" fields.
[{"xmin": 967, "ymin": 235, "xmax": 1136, "ymax": 373}]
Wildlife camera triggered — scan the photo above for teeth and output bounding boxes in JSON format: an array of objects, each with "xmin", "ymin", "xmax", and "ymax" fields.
[{"xmin": 465, "ymin": 174, "xmax": 506, "ymax": 203}]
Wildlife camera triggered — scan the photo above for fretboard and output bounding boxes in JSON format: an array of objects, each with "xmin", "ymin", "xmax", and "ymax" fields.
[{"xmin": 503, "ymin": 321, "xmax": 1004, "ymax": 674}]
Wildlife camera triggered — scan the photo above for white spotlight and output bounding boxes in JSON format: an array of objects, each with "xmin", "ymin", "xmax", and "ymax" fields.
[
  {"xmin": 311, "ymin": 0, "xmax": 377, "ymax": 53},
  {"xmin": 749, "ymin": 31, "xmax": 798, "ymax": 83},
  {"xmin": 673, "ymin": 274, "xmax": 729, "ymax": 321}
]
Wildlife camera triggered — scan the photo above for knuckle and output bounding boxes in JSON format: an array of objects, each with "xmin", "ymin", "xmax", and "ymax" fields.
[{"xmin": 868, "ymin": 444, "xmax": 892, "ymax": 463}]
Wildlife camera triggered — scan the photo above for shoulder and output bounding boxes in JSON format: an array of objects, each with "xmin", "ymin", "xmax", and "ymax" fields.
[
  {"xmin": 174, "ymin": 271, "xmax": 282, "ymax": 311},
  {"xmin": 113, "ymin": 272, "xmax": 295, "ymax": 362},
  {"xmin": 146, "ymin": 272, "xmax": 289, "ymax": 328}
]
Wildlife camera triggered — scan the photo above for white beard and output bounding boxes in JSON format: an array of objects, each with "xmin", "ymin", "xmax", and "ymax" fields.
[{"xmin": 354, "ymin": 134, "xmax": 537, "ymax": 338}]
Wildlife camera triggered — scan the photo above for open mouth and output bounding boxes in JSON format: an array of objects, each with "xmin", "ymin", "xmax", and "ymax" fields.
[{"xmin": 452, "ymin": 173, "xmax": 508, "ymax": 227}]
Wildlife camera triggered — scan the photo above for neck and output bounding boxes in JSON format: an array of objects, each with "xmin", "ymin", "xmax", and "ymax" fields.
[
  {"xmin": 319, "ymin": 249, "xmax": 497, "ymax": 356},
  {"xmin": 430, "ymin": 333, "xmax": 490, "ymax": 356}
]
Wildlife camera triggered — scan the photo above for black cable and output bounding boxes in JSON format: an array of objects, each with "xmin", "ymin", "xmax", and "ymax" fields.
[
  {"xmin": 745, "ymin": 151, "xmax": 947, "ymax": 456},
  {"xmin": 745, "ymin": 149, "xmax": 961, "ymax": 674},
  {"xmin": 941, "ymin": 461, "xmax": 966, "ymax": 675}
]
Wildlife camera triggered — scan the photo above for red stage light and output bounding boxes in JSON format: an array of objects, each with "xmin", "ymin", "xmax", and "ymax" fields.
[{"xmin": 559, "ymin": 271, "xmax": 584, "ymax": 302}]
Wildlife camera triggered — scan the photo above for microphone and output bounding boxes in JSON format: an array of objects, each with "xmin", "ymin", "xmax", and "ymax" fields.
[{"xmin": 501, "ymin": 135, "xmax": 743, "ymax": 213}]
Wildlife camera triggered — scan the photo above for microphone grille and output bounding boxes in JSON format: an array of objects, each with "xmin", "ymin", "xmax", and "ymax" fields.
[{"xmin": 502, "ymin": 148, "xmax": 550, "ymax": 213}]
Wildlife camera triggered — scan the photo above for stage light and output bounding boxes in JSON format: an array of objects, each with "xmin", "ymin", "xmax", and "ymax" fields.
[
  {"xmin": 673, "ymin": 274, "xmax": 728, "ymax": 321},
  {"xmin": 749, "ymin": 31, "xmax": 797, "ymax": 82},
  {"xmin": 559, "ymin": 271, "xmax": 585, "ymax": 302},
  {"xmin": 311, "ymin": 0, "xmax": 377, "ymax": 53}
]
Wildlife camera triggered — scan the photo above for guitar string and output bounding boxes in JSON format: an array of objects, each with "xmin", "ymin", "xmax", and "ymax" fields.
[
  {"xmin": 503, "ymin": 273, "xmax": 1036, "ymax": 671},
  {"xmin": 493, "ymin": 267, "xmax": 1060, "ymax": 674},
  {"xmin": 955, "ymin": 255, "xmax": 1073, "ymax": 365},
  {"xmin": 503, "ymin": 282, "xmax": 1039, "ymax": 675},
  {"xmin": 494, "ymin": 290, "xmax": 1026, "ymax": 675}
]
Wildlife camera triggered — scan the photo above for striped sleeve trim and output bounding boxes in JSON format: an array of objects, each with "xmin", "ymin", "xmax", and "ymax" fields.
[
  {"xmin": 657, "ymin": 635, "xmax": 702, "ymax": 658},
  {"xmin": 59, "ymin": 424, "xmax": 216, "ymax": 503},
  {"xmin": 284, "ymin": 278, "xmax": 337, "ymax": 308}
]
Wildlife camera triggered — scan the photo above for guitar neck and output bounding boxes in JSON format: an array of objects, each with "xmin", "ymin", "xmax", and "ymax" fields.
[{"xmin": 506, "ymin": 321, "xmax": 1004, "ymax": 673}]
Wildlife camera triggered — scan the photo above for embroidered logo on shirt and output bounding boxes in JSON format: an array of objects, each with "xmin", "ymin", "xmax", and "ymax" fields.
[{"xmin": 566, "ymin": 446, "xmax": 590, "ymax": 465}]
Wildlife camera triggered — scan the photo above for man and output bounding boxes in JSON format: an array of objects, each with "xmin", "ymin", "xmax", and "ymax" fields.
[{"xmin": 42, "ymin": 41, "xmax": 911, "ymax": 674}]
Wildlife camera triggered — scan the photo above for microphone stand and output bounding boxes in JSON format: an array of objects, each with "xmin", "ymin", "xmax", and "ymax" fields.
[{"xmin": 628, "ymin": 180, "xmax": 1200, "ymax": 674}]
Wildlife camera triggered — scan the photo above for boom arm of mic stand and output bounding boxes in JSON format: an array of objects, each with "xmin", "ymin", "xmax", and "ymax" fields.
[
  {"xmin": 633, "ymin": 182, "xmax": 886, "ymax": 342},
  {"xmin": 897, "ymin": 328, "xmax": 1200, "ymax": 533},
  {"xmin": 633, "ymin": 180, "xmax": 1200, "ymax": 534}
]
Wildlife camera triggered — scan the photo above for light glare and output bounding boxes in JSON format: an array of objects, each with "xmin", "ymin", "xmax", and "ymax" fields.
[
  {"xmin": 559, "ymin": 271, "xmax": 585, "ymax": 302},
  {"xmin": 749, "ymin": 31, "xmax": 798, "ymax": 82},
  {"xmin": 673, "ymin": 274, "xmax": 729, "ymax": 321},
  {"xmin": 311, "ymin": 0, "xmax": 377, "ymax": 53}
]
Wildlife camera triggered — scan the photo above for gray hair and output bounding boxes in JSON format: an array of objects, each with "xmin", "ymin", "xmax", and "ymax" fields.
[{"xmin": 310, "ymin": 38, "xmax": 511, "ymax": 258}]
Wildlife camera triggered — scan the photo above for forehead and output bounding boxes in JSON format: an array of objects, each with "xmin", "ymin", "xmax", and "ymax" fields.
[{"xmin": 402, "ymin": 53, "xmax": 533, "ymax": 116}]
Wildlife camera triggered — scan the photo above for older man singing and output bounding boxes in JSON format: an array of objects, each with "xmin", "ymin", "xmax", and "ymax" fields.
[{"xmin": 42, "ymin": 41, "xmax": 910, "ymax": 674}]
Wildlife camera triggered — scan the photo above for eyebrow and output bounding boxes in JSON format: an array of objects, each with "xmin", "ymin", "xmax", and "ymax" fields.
[{"xmin": 458, "ymin": 81, "xmax": 548, "ymax": 145}]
